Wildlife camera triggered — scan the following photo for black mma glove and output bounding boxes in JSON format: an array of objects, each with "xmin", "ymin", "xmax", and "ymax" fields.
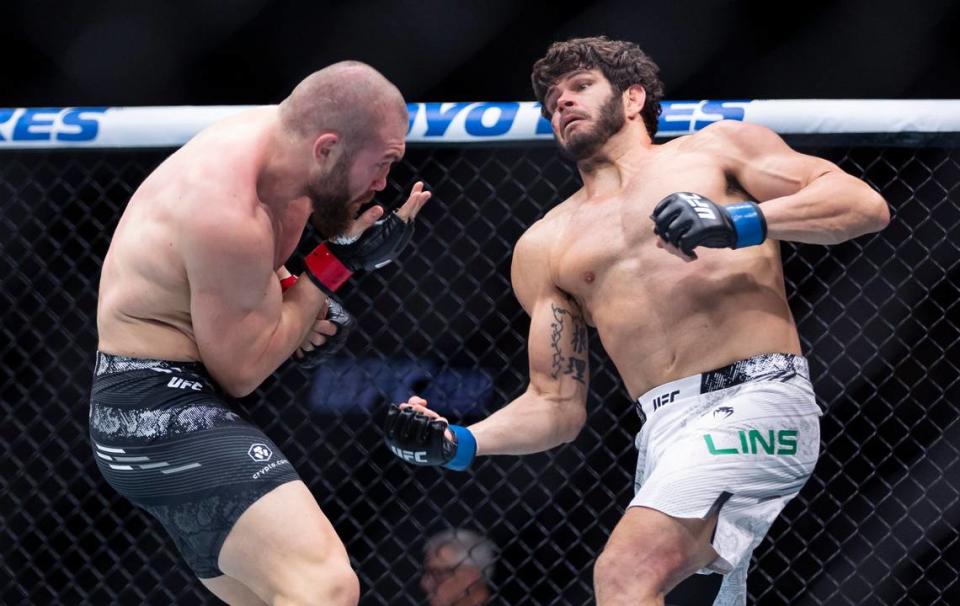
[
  {"xmin": 651, "ymin": 192, "xmax": 766, "ymax": 258},
  {"xmin": 329, "ymin": 211, "xmax": 414, "ymax": 272},
  {"xmin": 384, "ymin": 404, "xmax": 477, "ymax": 471},
  {"xmin": 297, "ymin": 288, "xmax": 356, "ymax": 368},
  {"xmin": 282, "ymin": 275, "xmax": 355, "ymax": 367},
  {"xmin": 304, "ymin": 212, "xmax": 414, "ymax": 291}
]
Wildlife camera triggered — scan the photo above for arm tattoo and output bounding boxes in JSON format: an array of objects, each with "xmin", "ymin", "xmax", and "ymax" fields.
[
  {"xmin": 549, "ymin": 302, "xmax": 588, "ymax": 384},
  {"xmin": 549, "ymin": 304, "xmax": 565, "ymax": 379}
]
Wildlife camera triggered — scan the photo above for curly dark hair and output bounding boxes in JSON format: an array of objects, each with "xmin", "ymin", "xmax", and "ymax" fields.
[{"xmin": 531, "ymin": 36, "xmax": 664, "ymax": 138}]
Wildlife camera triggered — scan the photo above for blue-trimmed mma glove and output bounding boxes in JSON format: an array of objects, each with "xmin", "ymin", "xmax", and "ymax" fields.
[
  {"xmin": 651, "ymin": 192, "xmax": 767, "ymax": 258},
  {"xmin": 383, "ymin": 404, "xmax": 477, "ymax": 471}
]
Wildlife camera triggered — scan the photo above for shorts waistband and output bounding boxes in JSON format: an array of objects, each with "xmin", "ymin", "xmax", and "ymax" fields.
[
  {"xmin": 635, "ymin": 353, "xmax": 809, "ymax": 423},
  {"xmin": 94, "ymin": 351, "xmax": 206, "ymax": 377}
]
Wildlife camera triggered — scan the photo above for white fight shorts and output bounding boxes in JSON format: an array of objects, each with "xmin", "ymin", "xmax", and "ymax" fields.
[{"xmin": 630, "ymin": 353, "xmax": 821, "ymax": 606}]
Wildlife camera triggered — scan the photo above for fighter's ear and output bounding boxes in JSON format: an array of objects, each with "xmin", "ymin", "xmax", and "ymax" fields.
[
  {"xmin": 623, "ymin": 84, "xmax": 647, "ymax": 121},
  {"xmin": 312, "ymin": 132, "xmax": 339, "ymax": 163}
]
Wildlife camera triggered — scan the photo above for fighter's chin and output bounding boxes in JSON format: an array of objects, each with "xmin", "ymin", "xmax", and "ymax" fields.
[{"xmin": 562, "ymin": 139, "xmax": 604, "ymax": 162}]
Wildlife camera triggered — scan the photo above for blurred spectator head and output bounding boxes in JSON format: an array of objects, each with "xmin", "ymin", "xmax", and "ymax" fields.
[{"xmin": 420, "ymin": 528, "xmax": 497, "ymax": 606}]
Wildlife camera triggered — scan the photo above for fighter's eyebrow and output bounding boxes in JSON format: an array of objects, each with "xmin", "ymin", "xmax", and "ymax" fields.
[
  {"xmin": 564, "ymin": 69, "xmax": 593, "ymax": 84},
  {"xmin": 543, "ymin": 69, "xmax": 593, "ymax": 112}
]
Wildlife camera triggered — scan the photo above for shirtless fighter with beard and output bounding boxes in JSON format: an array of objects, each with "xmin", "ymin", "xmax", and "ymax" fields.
[
  {"xmin": 91, "ymin": 62, "xmax": 430, "ymax": 606},
  {"xmin": 384, "ymin": 37, "xmax": 888, "ymax": 605}
]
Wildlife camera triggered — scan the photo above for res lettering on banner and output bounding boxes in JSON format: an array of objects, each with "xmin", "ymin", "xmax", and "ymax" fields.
[{"xmin": 0, "ymin": 108, "xmax": 107, "ymax": 142}]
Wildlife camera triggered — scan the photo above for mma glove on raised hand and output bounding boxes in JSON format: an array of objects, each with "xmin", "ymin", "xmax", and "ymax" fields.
[
  {"xmin": 304, "ymin": 212, "xmax": 414, "ymax": 291},
  {"xmin": 651, "ymin": 192, "xmax": 767, "ymax": 258},
  {"xmin": 290, "ymin": 213, "xmax": 412, "ymax": 367},
  {"xmin": 383, "ymin": 404, "xmax": 477, "ymax": 471},
  {"xmin": 290, "ymin": 184, "xmax": 427, "ymax": 366}
]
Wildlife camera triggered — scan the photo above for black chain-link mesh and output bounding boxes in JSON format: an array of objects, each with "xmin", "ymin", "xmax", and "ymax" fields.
[{"xmin": 1, "ymin": 140, "xmax": 958, "ymax": 605}]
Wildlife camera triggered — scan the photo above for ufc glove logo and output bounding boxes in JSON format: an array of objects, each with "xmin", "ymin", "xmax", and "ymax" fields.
[
  {"xmin": 678, "ymin": 193, "xmax": 717, "ymax": 219},
  {"xmin": 388, "ymin": 445, "xmax": 430, "ymax": 463}
]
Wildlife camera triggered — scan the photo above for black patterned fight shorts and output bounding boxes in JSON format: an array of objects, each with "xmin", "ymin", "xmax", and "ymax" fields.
[{"xmin": 89, "ymin": 351, "xmax": 300, "ymax": 578}]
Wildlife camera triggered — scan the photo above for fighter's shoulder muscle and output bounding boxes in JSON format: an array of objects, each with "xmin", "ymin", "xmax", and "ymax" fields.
[
  {"xmin": 179, "ymin": 207, "xmax": 274, "ymax": 317},
  {"xmin": 685, "ymin": 119, "xmax": 788, "ymax": 159},
  {"xmin": 169, "ymin": 122, "xmax": 266, "ymax": 235},
  {"xmin": 514, "ymin": 193, "xmax": 578, "ymax": 263},
  {"xmin": 511, "ymin": 198, "xmax": 576, "ymax": 313},
  {"xmin": 175, "ymin": 160, "xmax": 273, "ymax": 292},
  {"xmin": 687, "ymin": 119, "xmax": 838, "ymax": 198}
]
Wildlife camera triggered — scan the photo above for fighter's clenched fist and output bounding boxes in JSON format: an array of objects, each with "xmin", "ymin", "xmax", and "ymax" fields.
[
  {"xmin": 650, "ymin": 192, "xmax": 767, "ymax": 259},
  {"xmin": 384, "ymin": 398, "xmax": 477, "ymax": 471}
]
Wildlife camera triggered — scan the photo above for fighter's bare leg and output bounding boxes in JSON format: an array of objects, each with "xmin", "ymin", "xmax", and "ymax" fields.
[
  {"xmin": 201, "ymin": 575, "xmax": 269, "ymax": 606},
  {"xmin": 216, "ymin": 481, "xmax": 360, "ymax": 606},
  {"xmin": 594, "ymin": 506, "xmax": 720, "ymax": 606}
]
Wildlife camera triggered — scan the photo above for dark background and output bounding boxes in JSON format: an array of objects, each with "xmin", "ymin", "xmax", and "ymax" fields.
[
  {"xmin": 2, "ymin": 1, "xmax": 959, "ymax": 606},
  {"xmin": 1, "ymin": 0, "xmax": 958, "ymax": 107}
]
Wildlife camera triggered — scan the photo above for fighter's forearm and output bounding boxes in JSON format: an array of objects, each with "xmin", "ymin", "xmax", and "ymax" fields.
[
  {"xmin": 469, "ymin": 388, "xmax": 587, "ymax": 456},
  {"xmin": 760, "ymin": 171, "xmax": 890, "ymax": 245}
]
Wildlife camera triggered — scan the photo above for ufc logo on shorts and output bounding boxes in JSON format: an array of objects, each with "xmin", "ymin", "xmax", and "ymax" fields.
[
  {"xmin": 679, "ymin": 193, "xmax": 716, "ymax": 219},
  {"xmin": 652, "ymin": 390, "xmax": 680, "ymax": 410},
  {"xmin": 167, "ymin": 377, "xmax": 203, "ymax": 391},
  {"xmin": 389, "ymin": 445, "xmax": 428, "ymax": 463}
]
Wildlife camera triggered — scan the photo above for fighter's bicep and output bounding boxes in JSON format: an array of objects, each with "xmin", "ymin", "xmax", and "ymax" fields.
[
  {"xmin": 510, "ymin": 222, "xmax": 588, "ymax": 400},
  {"xmin": 525, "ymin": 293, "xmax": 590, "ymax": 403}
]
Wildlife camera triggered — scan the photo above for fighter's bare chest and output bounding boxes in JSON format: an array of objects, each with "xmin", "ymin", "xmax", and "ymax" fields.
[{"xmin": 551, "ymin": 159, "xmax": 741, "ymax": 297}]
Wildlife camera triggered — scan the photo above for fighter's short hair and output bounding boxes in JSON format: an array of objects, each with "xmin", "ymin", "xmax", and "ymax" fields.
[
  {"xmin": 279, "ymin": 61, "xmax": 407, "ymax": 152},
  {"xmin": 531, "ymin": 36, "xmax": 664, "ymax": 138}
]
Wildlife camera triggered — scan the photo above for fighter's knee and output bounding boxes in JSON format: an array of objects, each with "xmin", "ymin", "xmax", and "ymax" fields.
[
  {"xmin": 594, "ymin": 541, "xmax": 687, "ymax": 596},
  {"xmin": 270, "ymin": 561, "xmax": 360, "ymax": 606}
]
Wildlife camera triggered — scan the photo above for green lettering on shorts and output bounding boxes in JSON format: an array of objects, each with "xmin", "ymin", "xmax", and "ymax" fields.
[
  {"xmin": 777, "ymin": 430, "xmax": 798, "ymax": 455},
  {"xmin": 703, "ymin": 429, "xmax": 800, "ymax": 455},
  {"xmin": 703, "ymin": 434, "xmax": 739, "ymax": 455},
  {"xmin": 749, "ymin": 430, "xmax": 776, "ymax": 455}
]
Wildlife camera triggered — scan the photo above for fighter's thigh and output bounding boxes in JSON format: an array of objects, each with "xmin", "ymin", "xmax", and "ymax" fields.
[
  {"xmin": 201, "ymin": 575, "xmax": 269, "ymax": 606},
  {"xmin": 217, "ymin": 480, "xmax": 352, "ymax": 599},
  {"xmin": 598, "ymin": 506, "xmax": 719, "ymax": 588}
]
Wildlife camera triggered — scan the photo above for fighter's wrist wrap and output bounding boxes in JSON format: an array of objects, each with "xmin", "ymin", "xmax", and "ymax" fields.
[
  {"xmin": 304, "ymin": 243, "xmax": 353, "ymax": 291},
  {"xmin": 726, "ymin": 201, "xmax": 767, "ymax": 248},
  {"xmin": 444, "ymin": 425, "xmax": 477, "ymax": 471}
]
